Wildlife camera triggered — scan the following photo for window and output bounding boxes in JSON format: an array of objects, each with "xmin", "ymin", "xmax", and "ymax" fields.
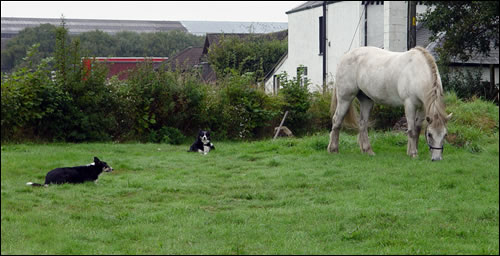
[
  {"xmin": 297, "ymin": 66, "xmax": 308, "ymax": 87},
  {"xmin": 297, "ymin": 66, "xmax": 307, "ymax": 76},
  {"xmin": 319, "ymin": 16, "xmax": 325, "ymax": 55},
  {"xmin": 273, "ymin": 75, "xmax": 280, "ymax": 95}
]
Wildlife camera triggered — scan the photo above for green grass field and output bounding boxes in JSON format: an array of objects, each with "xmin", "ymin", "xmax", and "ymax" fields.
[{"xmin": 1, "ymin": 132, "xmax": 498, "ymax": 254}]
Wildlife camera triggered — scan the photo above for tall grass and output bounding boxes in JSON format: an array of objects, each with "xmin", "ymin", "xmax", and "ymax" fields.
[
  {"xmin": 445, "ymin": 93, "xmax": 499, "ymax": 153},
  {"xmin": 1, "ymin": 132, "xmax": 498, "ymax": 254}
]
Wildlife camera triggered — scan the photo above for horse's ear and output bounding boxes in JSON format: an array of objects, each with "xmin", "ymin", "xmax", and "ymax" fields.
[
  {"xmin": 446, "ymin": 113, "xmax": 453, "ymax": 121},
  {"xmin": 426, "ymin": 116, "xmax": 433, "ymax": 124}
]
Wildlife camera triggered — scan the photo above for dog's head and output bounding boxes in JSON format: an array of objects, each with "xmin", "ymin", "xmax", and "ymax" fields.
[
  {"xmin": 94, "ymin": 157, "xmax": 113, "ymax": 172},
  {"xmin": 198, "ymin": 130, "xmax": 211, "ymax": 145}
]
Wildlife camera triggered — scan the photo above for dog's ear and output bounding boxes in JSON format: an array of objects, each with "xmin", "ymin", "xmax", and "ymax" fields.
[{"xmin": 94, "ymin": 157, "xmax": 101, "ymax": 163}]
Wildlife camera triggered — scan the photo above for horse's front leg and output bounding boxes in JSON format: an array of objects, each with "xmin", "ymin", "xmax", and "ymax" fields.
[
  {"xmin": 404, "ymin": 101, "xmax": 418, "ymax": 157},
  {"xmin": 414, "ymin": 110, "xmax": 425, "ymax": 155}
]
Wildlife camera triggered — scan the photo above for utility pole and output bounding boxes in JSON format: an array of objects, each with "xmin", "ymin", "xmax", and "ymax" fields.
[
  {"xmin": 322, "ymin": 1, "xmax": 327, "ymax": 94},
  {"xmin": 407, "ymin": 1, "xmax": 417, "ymax": 50}
]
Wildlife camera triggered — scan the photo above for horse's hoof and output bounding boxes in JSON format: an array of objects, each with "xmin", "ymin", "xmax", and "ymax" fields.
[
  {"xmin": 328, "ymin": 147, "xmax": 339, "ymax": 153},
  {"xmin": 362, "ymin": 149, "xmax": 375, "ymax": 155},
  {"xmin": 407, "ymin": 151, "xmax": 418, "ymax": 158}
]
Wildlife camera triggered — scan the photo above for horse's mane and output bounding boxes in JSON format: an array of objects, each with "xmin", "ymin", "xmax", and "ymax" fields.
[{"xmin": 413, "ymin": 46, "xmax": 448, "ymax": 124}]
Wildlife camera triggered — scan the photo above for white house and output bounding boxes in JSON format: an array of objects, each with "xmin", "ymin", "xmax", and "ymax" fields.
[{"xmin": 265, "ymin": 1, "xmax": 498, "ymax": 95}]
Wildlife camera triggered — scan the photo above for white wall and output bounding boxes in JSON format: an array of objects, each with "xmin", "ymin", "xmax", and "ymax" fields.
[
  {"xmin": 288, "ymin": 6, "xmax": 324, "ymax": 90},
  {"xmin": 264, "ymin": 54, "xmax": 290, "ymax": 94},
  {"xmin": 265, "ymin": 6, "xmax": 325, "ymax": 93},
  {"xmin": 366, "ymin": 4, "xmax": 384, "ymax": 48},
  {"xmin": 326, "ymin": 1, "xmax": 363, "ymax": 85}
]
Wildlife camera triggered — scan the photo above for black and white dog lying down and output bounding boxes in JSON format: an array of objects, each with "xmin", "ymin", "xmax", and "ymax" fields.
[
  {"xmin": 188, "ymin": 130, "xmax": 215, "ymax": 155},
  {"xmin": 26, "ymin": 157, "xmax": 113, "ymax": 186}
]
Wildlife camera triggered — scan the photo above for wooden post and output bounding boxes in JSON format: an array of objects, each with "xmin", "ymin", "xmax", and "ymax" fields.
[
  {"xmin": 407, "ymin": 1, "xmax": 417, "ymax": 50},
  {"xmin": 490, "ymin": 64, "xmax": 495, "ymax": 97},
  {"xmin": 273, "ymin": 111, "xmax": 289, "ymax": 140}
]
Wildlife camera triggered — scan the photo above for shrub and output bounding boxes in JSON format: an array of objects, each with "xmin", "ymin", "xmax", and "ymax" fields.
[
  {"xmin": 442, "ymin": 67, "xmax": 498, "ymax": 104},
  {"xmin": 56, "ymin": 39, "xmax": 117, "ymax": 142},
  {"xmin": 123, "ymin": 63, "xmax": 208, "ymax": 140},
  {"xmin": 308, "ymin": 90, "xmax": 333, "ymax": 133},
  {"xmin": 444, "ymin": 92, "xmax": 499, "ymax": 152},
  {"xmin": 370, "ymin": 104, "xmax": 405, "ymax": 130},
  {"xmin": 148, "ymin": 126, "xmax": 186, "ymax": 145},
  {"xmin": 1, "ymin": 45, "xmax": 70, "ymax": 141},
  {"xmin": 277, "ymin": 70, "xmax": 312, "ymax": 136},
  {"xmin": 206, "ymin": 71, "xmax": 283, "ymax": 139}
]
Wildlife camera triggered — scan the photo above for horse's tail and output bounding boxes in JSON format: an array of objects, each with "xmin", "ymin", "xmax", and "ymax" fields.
[{"xmin": 330, "ymin": 86, "xmax": 359, "ymax": 129}]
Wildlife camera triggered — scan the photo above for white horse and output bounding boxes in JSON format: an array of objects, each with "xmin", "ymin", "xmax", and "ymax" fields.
[{"xmin": 328, "ymin": 46, "xmax": 452, "ymax": 161}]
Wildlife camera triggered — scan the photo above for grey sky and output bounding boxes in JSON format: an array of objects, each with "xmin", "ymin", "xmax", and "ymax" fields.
[{"xmin": 1, "ymin": 1, "xmax": 305, "ymax": 22}]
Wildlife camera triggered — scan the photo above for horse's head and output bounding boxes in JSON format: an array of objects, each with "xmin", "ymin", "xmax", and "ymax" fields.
[{"xmin": 425, "ymin": 113, "xmax": 452, "ymax": 161}]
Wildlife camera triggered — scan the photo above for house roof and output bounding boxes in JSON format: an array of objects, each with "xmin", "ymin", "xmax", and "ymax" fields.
[
  {"xmin": 425, "ymin": 33, "xmax": 499, "ymax": 65},
  {"xmin": 166, "ymin": 47, "xmax": 204, "ymax": 69},
  {"xmin": 263, "ymin": 52, "xmax": 289, "ymax": 82},
  {"xmin": 286, "ymin": 1, "xmax": 419, "ymax": 15},
  {"xmin": 416, "ymin": 23, "xmax": 433, "ymax": 49},
  {"xmin": 1, "ymin": 17, "xmax": 186, "ymax": 36},
  {"xmin": 180, "ymin": 21, "xmax": 287, "ymax": 36},
  {"xmin": 160, "ymin": 46, "xmax": 217, "ymax": 83},
  {"xmin": 286, "ymin": 1, "xmax": 327, "ymax": 14},
  {"xmin": 461, "ymin": 45, "xmax": 499, "ymax": 65},
  {"xmin": 199, "ymin": 63, "xmax": 217, "ymax": 83}
]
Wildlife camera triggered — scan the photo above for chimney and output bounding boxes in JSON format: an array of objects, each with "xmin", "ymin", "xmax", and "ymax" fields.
[{"xmin": 384, "ymin": 1, "xmax": 407, "ymax": 52}]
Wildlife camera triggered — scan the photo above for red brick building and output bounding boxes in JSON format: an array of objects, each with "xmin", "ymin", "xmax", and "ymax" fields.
[{"xmin": 83, "ymin": 57, "xmax": 168, "ymax": 80}]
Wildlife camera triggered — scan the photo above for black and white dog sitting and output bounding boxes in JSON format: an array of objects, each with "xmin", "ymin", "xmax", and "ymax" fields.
[
  {"xmin": 26, "ymin": 157, "xmax": 113, "ymax": 186},
  {"xmin": 188, "ymin": 130, "xmax": 215, "ymax": 155}
]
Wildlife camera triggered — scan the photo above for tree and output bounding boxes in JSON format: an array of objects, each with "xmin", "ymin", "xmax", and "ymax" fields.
[
  {"xmin": 114, "ymin": 31, "xmax": 145, "ymax": 56},
  {"xmin": 207, "ymin": 34, "xmax": 287, "ymax": 82},
  {"xmin": 1, "ymin": 23, "xmax": 58, "ymax": 72},
  {"xmin": 420, "ymin": 1, "xmax": 499, "ymax": 62},
  {"xmin": 75, "ymin": 30, "xmax": 118, "ymax": 57},
  {"xmin": 142, "ymin": 31, "xmax": 204, "ymax": 57}
]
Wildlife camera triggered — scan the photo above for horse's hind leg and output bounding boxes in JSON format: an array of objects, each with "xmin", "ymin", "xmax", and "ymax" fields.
[
  {"xmin": 328, "ymin": 97, "xmax": 354, "ymax": 153},
  {"xmin": 357, "ymin": 95, "xmax": 375, "ymax": 155}
]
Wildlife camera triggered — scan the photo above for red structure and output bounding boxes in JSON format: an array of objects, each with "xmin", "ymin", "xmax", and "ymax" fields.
[{"xmin": 82, "ymin": 57, "xmax": 168, "ymax": 80}]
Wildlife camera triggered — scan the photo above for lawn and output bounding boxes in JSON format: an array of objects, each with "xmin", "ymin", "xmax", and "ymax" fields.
[{"xmin": 1, "ymin": 132, "xmax": 499, "ymax": 254}]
